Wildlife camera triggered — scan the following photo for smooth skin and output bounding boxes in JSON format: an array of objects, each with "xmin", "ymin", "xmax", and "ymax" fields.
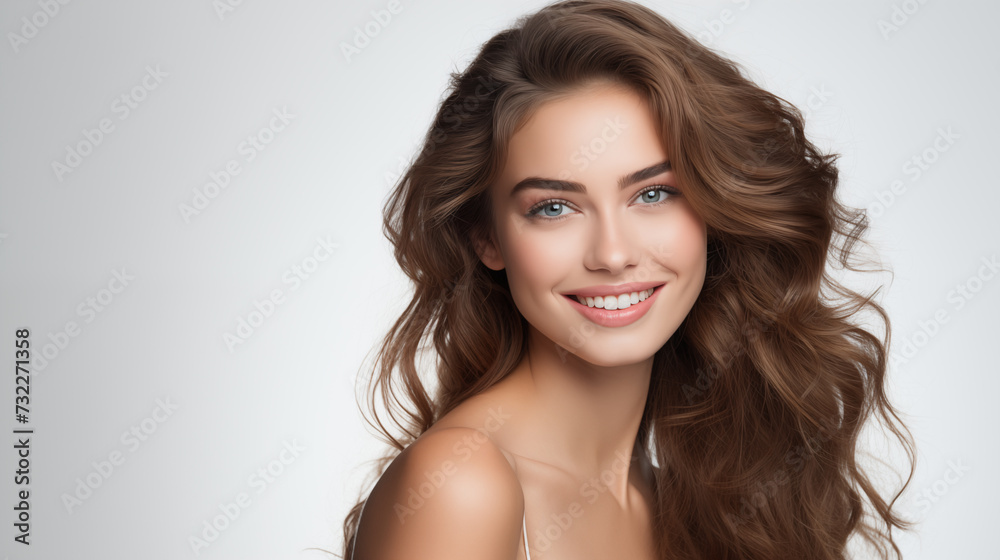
[{"xmin": 352, "ymin": 81, "xmax": 708, "ymax": 560}]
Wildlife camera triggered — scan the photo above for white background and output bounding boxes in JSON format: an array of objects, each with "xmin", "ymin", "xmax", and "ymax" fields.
[{"xmin": 0, "ymin": 0, "xmax": 996, "ymax": 558}]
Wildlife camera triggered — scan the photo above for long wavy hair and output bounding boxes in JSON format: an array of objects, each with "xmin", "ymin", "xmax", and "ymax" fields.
[{"xmin": 338, "ymin": 1, "xmax": 916, "ymax": 558}]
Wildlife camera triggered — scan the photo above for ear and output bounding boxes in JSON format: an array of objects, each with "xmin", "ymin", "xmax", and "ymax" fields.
[{"xmin": 472, "ymin": 228, "xmax": 505, "ymax": 271}]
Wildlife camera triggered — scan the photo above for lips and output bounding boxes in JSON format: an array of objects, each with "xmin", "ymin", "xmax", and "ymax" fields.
[{"xmin": 562, "ymin": 282, "xmax": 665, "ymax": 328}]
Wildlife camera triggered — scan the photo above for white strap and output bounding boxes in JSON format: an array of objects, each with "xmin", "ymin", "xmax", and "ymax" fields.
[{"xmin": 523, "ymin": 512, "xmax": 531, "ymax": 560}]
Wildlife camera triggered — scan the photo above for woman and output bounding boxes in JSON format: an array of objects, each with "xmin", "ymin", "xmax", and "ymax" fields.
[{"xmin": 340, "ymin": 1, "xmax": 915, "ymax": 558}]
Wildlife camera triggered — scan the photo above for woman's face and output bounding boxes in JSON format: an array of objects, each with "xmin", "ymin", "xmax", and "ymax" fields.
[{"xmin": 478, "ymin": 83, "xmax": 708, "ymax": 367}]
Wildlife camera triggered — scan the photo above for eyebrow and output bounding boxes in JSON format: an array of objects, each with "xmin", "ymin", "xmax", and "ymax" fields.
[{"xmin": 509, "ymin": 160, "xmax": 672, "ymax": 197}]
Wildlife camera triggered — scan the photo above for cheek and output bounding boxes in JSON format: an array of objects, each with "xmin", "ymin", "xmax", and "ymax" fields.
[
  {"xmin": 677, "ymin": 211, "xmax": 708, "ymax": 264},
  {"xmin": 500, "ymin": 223, "xmax": 577, "ymax": 296},
  {"xmin": 648, "ymin": 205, "xmax": 707, "ymax": 276}
]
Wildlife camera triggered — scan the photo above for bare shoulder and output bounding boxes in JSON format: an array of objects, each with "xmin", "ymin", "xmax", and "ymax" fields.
[{"xmin": 352, "ymin": 427, "xmax": 525, "ymax": 560}]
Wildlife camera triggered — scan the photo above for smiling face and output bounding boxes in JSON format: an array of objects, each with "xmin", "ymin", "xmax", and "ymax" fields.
[{"xmin": 476, "ymin": 81, "xmax": 708, "ymax": 367}]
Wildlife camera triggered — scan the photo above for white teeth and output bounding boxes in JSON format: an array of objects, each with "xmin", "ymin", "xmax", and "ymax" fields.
[{"xmin": 573, "ymin": 288, "xmax": 654, "ymax": 310}]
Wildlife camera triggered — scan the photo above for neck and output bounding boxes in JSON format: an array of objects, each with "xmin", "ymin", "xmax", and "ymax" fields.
[{"xmin": 512, "ymin": 325, "xmax": 653, "ymax": 506}]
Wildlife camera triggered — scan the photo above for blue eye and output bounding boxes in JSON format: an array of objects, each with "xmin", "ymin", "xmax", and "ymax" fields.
[
  {"xmin": 635, "ymin": 186, "xmax": 677, "ymax": 204},
  {"xmin": 526, "ymin": 200, "xmax": 575, "ymax": 219}
]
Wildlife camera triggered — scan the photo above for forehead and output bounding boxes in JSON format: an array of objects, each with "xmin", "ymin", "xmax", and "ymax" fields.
[{"xmin": 498, "ymin": 84, "xmax": 667, "ymax": 190}]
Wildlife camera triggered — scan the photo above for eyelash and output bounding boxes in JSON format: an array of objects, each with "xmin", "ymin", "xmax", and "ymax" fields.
[{"xmin": 525, "ymin": 185, "xmax": 680, "ymax": 220}]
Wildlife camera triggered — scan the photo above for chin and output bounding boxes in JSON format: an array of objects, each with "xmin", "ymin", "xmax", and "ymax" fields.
[{"xmin": 565, "ymin": 344, "xmax": 660, "ymax": 369}]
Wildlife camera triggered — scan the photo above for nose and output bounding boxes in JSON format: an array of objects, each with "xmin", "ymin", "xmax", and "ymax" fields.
[{"xmin": 583, "ymin": 210, "xmax": 642, "ymax": 275}]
